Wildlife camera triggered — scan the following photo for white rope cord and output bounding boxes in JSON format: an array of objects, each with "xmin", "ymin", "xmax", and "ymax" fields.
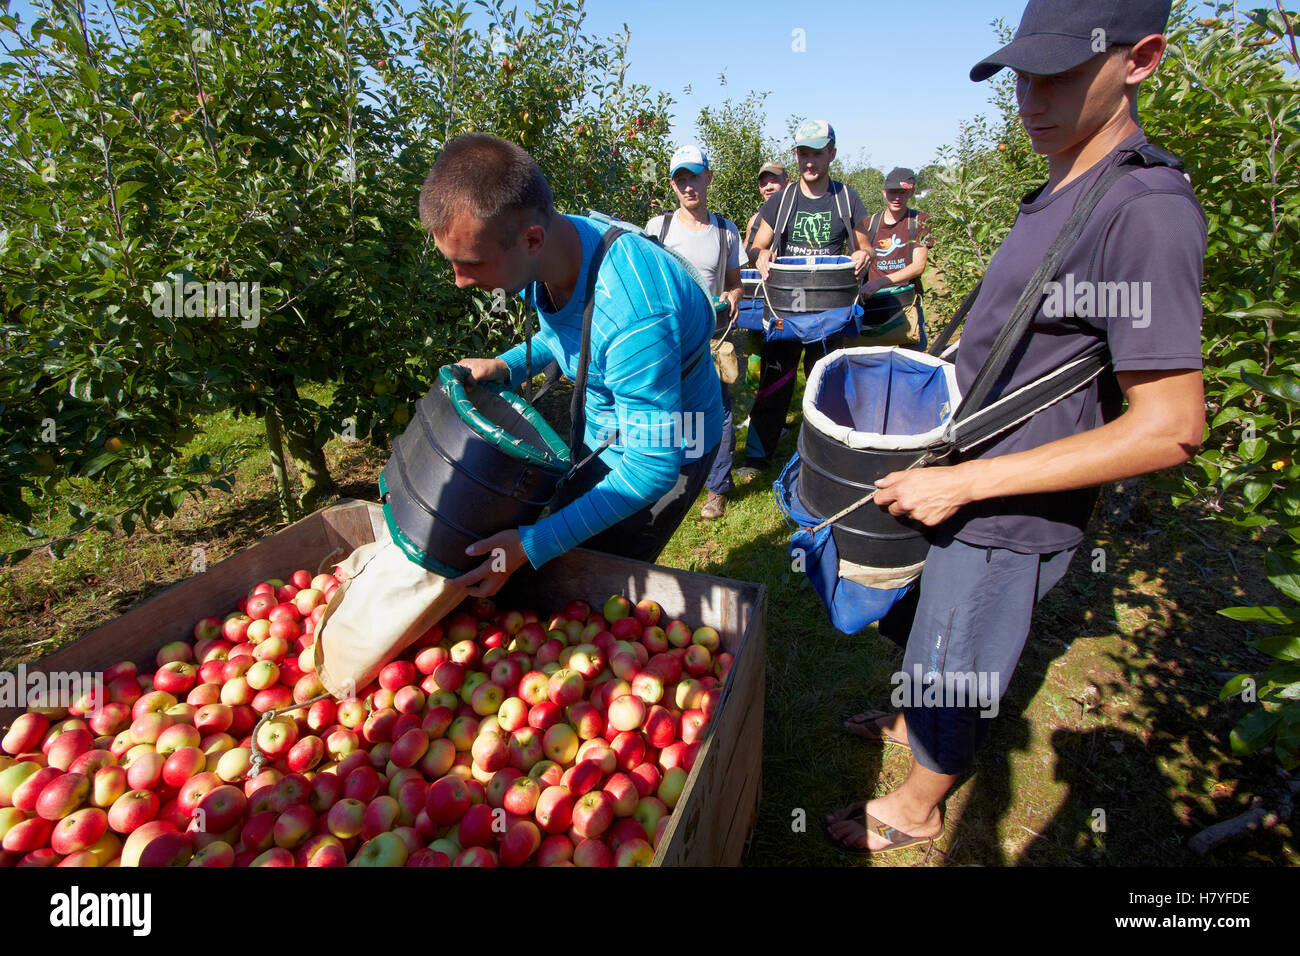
[
  {"xmin": 805, "ymin": 451, "xmax": 937, "ymax": 534},
  {"xmin": 247, "ymin": 690, "xmax": 335, "ymax": 779}
]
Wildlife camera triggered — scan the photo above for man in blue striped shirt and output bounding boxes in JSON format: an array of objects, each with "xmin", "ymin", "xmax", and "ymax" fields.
[{"xmin": 420, "ymin": 134, "xmax": 724, "ymax": 596}]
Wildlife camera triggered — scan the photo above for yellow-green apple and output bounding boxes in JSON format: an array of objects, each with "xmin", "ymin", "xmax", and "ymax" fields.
[
  {"xmin": 292, "ymin": 588, "xmax": 324, "ymax": 617},
  {"xmin": 674, "ymin": 678, "xmax": 705, "ymax": 712},
  {"xmin": 83, "ymin": 829, "xmax": 122, "ymax": 865},
  {"xmin": 425, "ymin": 776, "xmax": 471, "ymax": 825},
  {"xmin": 215, "ymin": 747, "xmax": 252, "ymax": 783},
  {"xmin": 632, "ymin": 794, "xmax": 667, "ymax": 833},
  {"xmin": 542, "ymin": 723, "xmax": 579, "ymax": 765},
  {"xmin": 219, "ymin": 676, "xmax": 254, "ymax": 707},
  {"xmin": 416, "ymin": 737, "xmax": 456, "ymax": 780},
  {"xmin": 163, "ymin": 702, "xmax": 196, "ymax": 724},
  {"xmin": 691, "ymin": 625, "xmax": 721, "ymax": 652},
  {"xmin": 534, "ymin": 785, "xmax": 575, "ymax": 834},
  {"xmin": 470, "ymin": 681, "xmax": 503, "ymax": 717},
  {"xmin": 576, "ymin": 740, "xmax": 616, "ymax": 773},
  {"xmin": 657, "ymin": 765, "xmax": 688, "ymax": 808},
  {"xmin": 449, "ymin": 639, "xmax": 480, "ymax": 671},
  {"xmin": 50, "ymin": 806, "xmax": 108, "ymax": 855},
  {"xmin": 245, "ymin": 661, "xmax": 279, "ymax": 691},
  {"xmin": 602, "ymin": 594, "xmax": 632, "ymax": 622},
  {"xmin": 57, "ymin": 850, "xmax": 99, "ymax": 867},
  {"xmin": 496, "ymin": 699, "xmax": 528, "ymax": 739},
  {"xmin": 91, "ymin": 765, "xmax": 128, "ymax": 809},
  {"xmin": 351, "ymin": 830, "xmax": 408, "ymax": 866}
]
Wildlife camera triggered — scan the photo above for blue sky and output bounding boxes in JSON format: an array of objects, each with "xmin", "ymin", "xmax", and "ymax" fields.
[{"xmin": 579, "ymin": 0, "xmax": 1030, "ymax": 169}]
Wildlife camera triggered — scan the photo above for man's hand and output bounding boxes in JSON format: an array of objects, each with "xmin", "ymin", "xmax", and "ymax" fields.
[
  {"xmin": 448, "ymin": 529, "xmax": 529, "ymax": 597},
  {"xmin": 850, "ymin": 249, "xmax": 871, "ymax": 280},
  {"xmin": 727, "ymin": 288, "xmax": 742, "ymax": 320},
  {"xmin": 455, "ymin": 357, "xmax": 508, "ymax": 385},
  {"xmin": 755, "ymin": 249, "xmax": 774, "ymax": 280},
  {"xmin": 872, "ymin": 463, "xmax": 978, "ymax": 527}
]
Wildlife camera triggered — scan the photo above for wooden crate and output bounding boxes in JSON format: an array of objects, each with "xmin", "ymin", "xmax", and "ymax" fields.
[{"xmin": 2, "ymin": 499, "xmax": 766, "ymax": 866}]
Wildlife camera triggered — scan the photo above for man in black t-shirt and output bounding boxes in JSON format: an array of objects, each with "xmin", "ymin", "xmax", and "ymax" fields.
[
  {"xmin": 827, "ymin": 0, "xmax": 1207, "ymax": 856},
  {"xmin": 738, "ymin": 121, "xmax": 871, "ymax": 477},
  {"xmin": 745, "ymin": 161, "xmax": 789, "ymax": 265}
]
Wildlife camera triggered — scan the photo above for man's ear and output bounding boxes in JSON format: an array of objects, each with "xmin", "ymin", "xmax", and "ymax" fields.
[
  {"xmin": 522, "ymin": 221, "xmax": 546, "ymax": 256},
  {"xmin": 1125, "ymin": 33, "xmax": 1166, "ymax": 86}
]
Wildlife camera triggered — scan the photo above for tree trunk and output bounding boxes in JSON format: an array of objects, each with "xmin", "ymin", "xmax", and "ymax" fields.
[
  {"xmin": 263, "ymin": 408, "xmax": 299, "ymax": 523},
  {"xmin": 283, "ymin": 422, "xmax": 338, "ymax": 514}
]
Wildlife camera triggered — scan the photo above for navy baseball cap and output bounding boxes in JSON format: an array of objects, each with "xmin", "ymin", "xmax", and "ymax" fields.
[{"xmin": 970, "ymin": 0, "xmax": 1172, "ymax": 82}]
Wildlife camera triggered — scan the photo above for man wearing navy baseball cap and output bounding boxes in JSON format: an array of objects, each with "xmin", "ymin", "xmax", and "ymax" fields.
[{"xmin": 827, "ymin": 0, "xmax": 1208, "ymax": 857}]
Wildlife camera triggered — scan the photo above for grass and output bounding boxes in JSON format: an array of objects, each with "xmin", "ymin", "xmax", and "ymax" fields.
[{"xmin": 1, "ymin": 368, "xmax": 1295, "ymax": 867}]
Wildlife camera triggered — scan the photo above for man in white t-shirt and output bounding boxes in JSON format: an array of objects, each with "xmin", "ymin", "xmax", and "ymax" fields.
[{"xmin": 646, "ymin": 144, "xmax": 743, "ymax": 519}]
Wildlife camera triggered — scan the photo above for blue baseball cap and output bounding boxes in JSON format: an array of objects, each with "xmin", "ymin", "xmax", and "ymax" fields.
[
  {"xmin": 793, "ymin": 119, "xmax": 835, "ymax": 150},
  {"xmin": 670, "ymin": 144, "xmax": 709, "ymax": 176}
]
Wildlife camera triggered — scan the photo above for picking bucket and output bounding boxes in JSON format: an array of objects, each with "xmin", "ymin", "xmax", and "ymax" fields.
[
  {"xmin": 379, "ymin": 365, "xmax": 571, "ymax": 576},
  {"xmin": 765, "ymin": 256, "xmax": 858, "ymax": 314},
  {"xmin": 796, "ymin": 348, "xmax": 958, "ymax": 570}
]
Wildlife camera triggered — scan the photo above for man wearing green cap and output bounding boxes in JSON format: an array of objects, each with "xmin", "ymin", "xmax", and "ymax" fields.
[{"xmin": 739, "ymin": 120, "xmax": 871, "ymax": 477}]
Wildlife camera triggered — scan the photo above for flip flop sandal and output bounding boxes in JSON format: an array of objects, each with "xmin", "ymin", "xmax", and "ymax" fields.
[
  {"xmin": 823, "ymin": 803, "xmax": 942, "ymax": 857},
  {"xmin": 843, "ymin": 709, "xmax": 911, "ymax": 751}
]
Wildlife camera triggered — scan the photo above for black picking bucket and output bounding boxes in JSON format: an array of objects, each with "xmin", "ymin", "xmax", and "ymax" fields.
[
  {"xmin": 380, "ymin": 365, "xmax": 570, "ymax": 576},
  {"xmin": 765, "ymin": 256, "xmax": 859, "ymax": 314},
  {"xmin": 796, "ymin": 348, "xmax": 958, "ymax": 569}
]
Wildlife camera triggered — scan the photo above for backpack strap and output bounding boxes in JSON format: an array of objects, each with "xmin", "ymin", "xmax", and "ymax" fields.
[
  {"xmin": 868, "ymin": 212, "xmax": 882, "ymax": 248},
  {"xmin": 770, "ymin": 183, "xmax": 800, "ymax": 258},
  {"xmin": 831, "ymin": 181, "xmax": 856, "ymax": 253},
  {"xmin": 713, "ymin": 213, "xmax": 729, "ymax": 298},
  {"xmin": 658, "ymin": 212, "xmax": 672, "ymax": 243}
]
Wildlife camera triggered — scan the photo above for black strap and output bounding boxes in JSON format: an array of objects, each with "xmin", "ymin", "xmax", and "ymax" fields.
[
  {"xmin": 714, "ymin": 214, "xmax": 729, "ymax": 298},
  {"xmin": 770, "ymin": 183, "xmax": 800, "ymax": 258},
  {"xmin": 658, "ymin": 213, "xmax": 672, "ymax": 243},
  {"xmin": 831, "ymin": 181, "xmax": 857, "ymax": 253},
  {"xmin": 567, "ymin": 226, "xmax": 626, "ymax": 471},
  {"xmin": 952, "ymin": 145, "xmax": 1183, "ymax": 422}
]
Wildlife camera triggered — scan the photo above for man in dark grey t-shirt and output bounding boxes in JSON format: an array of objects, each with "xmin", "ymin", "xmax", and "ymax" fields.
[{"xmin": 827, "ymin": 0, "xmax": 1206, "ymax": 856}]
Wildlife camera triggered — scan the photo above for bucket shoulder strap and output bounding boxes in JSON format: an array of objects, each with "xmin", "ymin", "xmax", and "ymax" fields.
[
  {"xmin": 771, "ymin": 183, "xmax": 800, "ymax": 258},
  {"xmin": 658, "ymin": 212, "xmax": 672, "ymax": 243},
  {"xmin": 832, "ymin": 180, "xmax": 857, "ymax": 253}
]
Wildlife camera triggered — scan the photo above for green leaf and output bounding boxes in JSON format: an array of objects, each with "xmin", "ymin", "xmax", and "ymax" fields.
[
  {"xmin": 1230, "ymin": 707, "xmax": 1282, "ymax": 755},
  {"xmin": 1218, "ymin": 605, "xmax": 1300, "ymax": 626},
  {"xmin": 1242, "ymin": 371, "xmax": 1300, "ymax": 406},
  {"xmin": 1251, "ymin": 635, "xmax": 1300, "ymax": 661},
  {"xmin": 82, "ymin": 453, "xmax": 119, "ymax": 477},
  {"xmin": 1220, "ymin": 672, "xmax": 1254, "ymax": 700},
  {"xmin": 1266, "ymin": 550, "xmax": 1300, "ymax": 603}
]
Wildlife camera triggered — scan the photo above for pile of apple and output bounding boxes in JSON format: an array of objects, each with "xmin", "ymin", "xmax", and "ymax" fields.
[{"xmin": 0, "ymin": 568, "xmax": 734, "ymax": 867}]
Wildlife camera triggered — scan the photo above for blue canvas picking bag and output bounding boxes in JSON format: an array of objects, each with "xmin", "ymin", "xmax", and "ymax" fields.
[{"xmin": 774, "ymin": 453, "xmax": 914, "ymax": 635}]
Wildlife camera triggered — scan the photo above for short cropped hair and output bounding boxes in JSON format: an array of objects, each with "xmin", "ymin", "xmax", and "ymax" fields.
[{"xmin": 419, "ymin": 133, "xmax": 554, "ymax": 246}]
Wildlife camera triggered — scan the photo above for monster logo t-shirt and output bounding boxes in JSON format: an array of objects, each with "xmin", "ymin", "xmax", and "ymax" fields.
[{"xmin": 758, "ymin": 182, "xmax": 868, "ymax": 257}]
